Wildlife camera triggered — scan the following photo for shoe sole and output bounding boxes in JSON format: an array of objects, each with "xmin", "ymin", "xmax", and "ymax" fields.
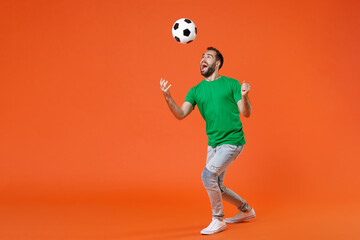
[
  {"xmin": 200, "ymin": 225, "xmax": 227, "ymax": 235},
  {"xmin": 225, "ymin": 213, "xmax": 256, "ymax": 224}
]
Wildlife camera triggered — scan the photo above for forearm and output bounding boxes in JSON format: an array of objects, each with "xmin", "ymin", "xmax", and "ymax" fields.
[
  {"xmin": 164, "ymin": 95, "xmax": 185, "ymax": 120},
  {"xmin": 240, "ymin": 95, "xmax": 252, "ymax": 118}
]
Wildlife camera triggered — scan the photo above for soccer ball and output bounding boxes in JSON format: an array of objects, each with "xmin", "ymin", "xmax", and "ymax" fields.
[{"xmin": 172, "ymin": 18, "xmax": 197, "ymax": 44}]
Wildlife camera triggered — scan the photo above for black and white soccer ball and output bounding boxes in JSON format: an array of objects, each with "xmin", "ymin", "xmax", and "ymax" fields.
[{"xmin": 172, "ymin": 18, "xmax": 197, "ymax": 44}]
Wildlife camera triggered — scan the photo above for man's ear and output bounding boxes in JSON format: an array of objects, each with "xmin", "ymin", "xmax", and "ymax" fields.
[{"xmin": 216, "ymin": 60, "xmax": 220, "ymax": 69}]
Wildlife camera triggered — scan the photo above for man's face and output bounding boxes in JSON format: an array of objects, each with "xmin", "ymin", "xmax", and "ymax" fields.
[{"xmin": 200, "ymin": 50, "xmax": 218, "ymax": 77}]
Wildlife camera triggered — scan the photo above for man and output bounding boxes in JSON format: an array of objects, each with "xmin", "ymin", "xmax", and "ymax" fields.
[{"xmin": 159, "ymin": 47, "xmax": 255, "ymax": 235}]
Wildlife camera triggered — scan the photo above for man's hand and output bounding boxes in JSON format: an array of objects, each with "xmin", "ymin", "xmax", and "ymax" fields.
[
  {"xmin": 238, "ymin": 81, "xmax": 252, "ymax": 118},
  {"xmin": 159, "ymin": 78, "xmax": 193, "ymax": 120},
  {"xmin": 160, "ymin": 78, "xmax": 172, "ymax": 99},
  {"xmin": 241, "ymin": 81, "xmax": 251, "ymax": 96}
]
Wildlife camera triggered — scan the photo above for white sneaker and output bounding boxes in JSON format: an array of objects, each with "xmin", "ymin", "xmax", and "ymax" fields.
[
  {"xmin": 200, "ymin": 218, "xmax": 227, "ymax": 235},
  {"xmin": 225, "ymin": 208, "xmax": 256, "ymax": 223}
]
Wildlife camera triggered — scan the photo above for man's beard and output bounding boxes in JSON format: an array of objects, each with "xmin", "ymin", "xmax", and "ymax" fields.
[{"xmin": 201, "ymin": 63, "xmax": 216, "ymax": 77}]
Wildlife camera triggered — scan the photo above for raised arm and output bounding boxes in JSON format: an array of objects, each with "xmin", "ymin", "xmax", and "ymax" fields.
[
  {"xmin": 160, "ymin": 78, "xmax": 193, "ymax": 120},
  {"xmin": 237, "ymin": 81, "xmax": 252, "ymax": 118}
]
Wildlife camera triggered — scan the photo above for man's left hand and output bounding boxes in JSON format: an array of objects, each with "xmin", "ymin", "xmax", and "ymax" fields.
[{"xmin": 241, "ymin": 81, "xmax": 251, "ymax": 96}]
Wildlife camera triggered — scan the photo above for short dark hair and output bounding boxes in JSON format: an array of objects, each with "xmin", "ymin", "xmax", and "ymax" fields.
[{"xmin": 207, "ymin": 47, "xmax": 224, "ymax": 69}]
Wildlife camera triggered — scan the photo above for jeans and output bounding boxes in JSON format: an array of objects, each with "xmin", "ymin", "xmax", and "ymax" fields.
[{"xmin": 201, "ymin": 144, "xmax": 251, "ymax": 220}]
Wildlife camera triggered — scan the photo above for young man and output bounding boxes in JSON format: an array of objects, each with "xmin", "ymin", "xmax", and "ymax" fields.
[{"xmin": 160, "ymin": 47, "xmax": 255, "ymax": 235}]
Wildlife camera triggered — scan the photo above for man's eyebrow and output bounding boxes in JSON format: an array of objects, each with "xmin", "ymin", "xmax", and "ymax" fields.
[{"xmin": 203, "ymin": 53, "xmax": 214, "ymax": 57}]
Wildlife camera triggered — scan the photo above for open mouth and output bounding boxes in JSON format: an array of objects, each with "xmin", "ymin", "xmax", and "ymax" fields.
[{"xmin": 201, "ymin": 63, "xmax": 208, "ymax": 71}]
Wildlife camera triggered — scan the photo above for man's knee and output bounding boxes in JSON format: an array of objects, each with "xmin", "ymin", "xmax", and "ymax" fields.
[
  {"xmin": 202, "ymin": 167, "xmax": 217, "ymax": 189},
  {"xmin": 219, "ymin": 184, "xmax": 227, "ymax": 193}
]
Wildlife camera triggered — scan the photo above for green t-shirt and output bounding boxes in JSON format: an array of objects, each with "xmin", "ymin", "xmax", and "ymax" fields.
[{"xmin": 185, "ymin": 76, "xmax": 246, "ymax": 147}]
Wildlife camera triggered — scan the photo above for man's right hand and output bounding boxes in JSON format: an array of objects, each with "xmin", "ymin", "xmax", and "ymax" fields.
[
  {"xmin": 160, "ymin": 78, "xmax": 193, "ymax": 120},
  {"xmin": 160, "ymin": 78, "xmax": 172, "ymax": 99}
]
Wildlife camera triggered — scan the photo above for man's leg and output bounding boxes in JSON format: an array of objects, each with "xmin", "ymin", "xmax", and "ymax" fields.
[
  {"xmin": 215, "ymin": 147, "xmax": 256, "ymax": 223},
  {"xmin": 201, "ymin": 144, "xmax": 243, "ymax": 220},
  {"xmin": 201, "ymin": 144, "xmax": 246, "ymax": 234},
  {"xmin": 218, "ymin": 170, "xmax": 252, "ymax": 212}
]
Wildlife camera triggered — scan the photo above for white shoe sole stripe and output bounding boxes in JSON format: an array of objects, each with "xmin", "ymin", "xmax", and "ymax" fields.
[
  {"xmin": 225, "ymin": 214, "xmax": 256, "ymax": 223},
  {"xmin": 200, "ymin": 225, "xmax": 227, "ymax": 235}
]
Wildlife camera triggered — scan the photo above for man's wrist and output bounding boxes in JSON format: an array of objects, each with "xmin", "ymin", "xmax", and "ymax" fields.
[{"xmin": 164, "ymin": 93, "xmax": 171, "ymax": 101}]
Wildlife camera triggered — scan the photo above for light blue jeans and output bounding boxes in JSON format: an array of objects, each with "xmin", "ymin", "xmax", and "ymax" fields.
[{"xmin": 201, "ymin": 144, "xmax": 251, "ymax": 220}]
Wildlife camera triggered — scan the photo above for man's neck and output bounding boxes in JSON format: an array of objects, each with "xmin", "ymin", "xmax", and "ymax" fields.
[{"xmin": 205, "ymin": 71, "xmax": 221, "ymax": 82}]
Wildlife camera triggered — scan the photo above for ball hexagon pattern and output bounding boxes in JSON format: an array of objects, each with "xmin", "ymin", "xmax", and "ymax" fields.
[{"xmin": 172, "ymin": 18, "xmax": 197, "ymax": 44}]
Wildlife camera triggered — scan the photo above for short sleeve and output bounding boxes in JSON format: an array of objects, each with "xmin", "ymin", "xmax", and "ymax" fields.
[
  {"xmin": 232, "ymin": 80, "xmax": 243, "ymax": 103},
  {"xmin": 185, "ymin": 86, "xmax": 196, "ymax": 107}
]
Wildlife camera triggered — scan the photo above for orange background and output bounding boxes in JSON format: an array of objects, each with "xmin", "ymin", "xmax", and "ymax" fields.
[{"xmin": 1, "ymin": 0, "xmax": 359, "ymax": 239}]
